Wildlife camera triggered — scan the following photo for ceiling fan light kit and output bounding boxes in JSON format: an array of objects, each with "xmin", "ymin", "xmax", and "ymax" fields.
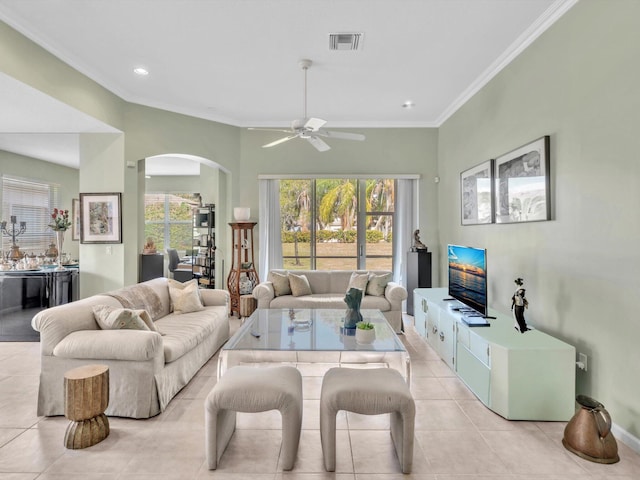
[{"xmin": 249, "ymin": 58, "xmax": 365, "ymax": 152}]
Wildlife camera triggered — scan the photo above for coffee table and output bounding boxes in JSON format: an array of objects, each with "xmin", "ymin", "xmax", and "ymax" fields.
[{"xmin": 217, "ymin": 308, "xmax": 410, "ymax": 382}]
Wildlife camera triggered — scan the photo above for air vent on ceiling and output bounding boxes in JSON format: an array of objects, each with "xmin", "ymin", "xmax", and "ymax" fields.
[{"xmin": 329, "ymin": 33, "xmax": 363, "ymax": 51}]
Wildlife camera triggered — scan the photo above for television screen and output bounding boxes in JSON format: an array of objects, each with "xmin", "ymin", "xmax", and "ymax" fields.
[{"xmin": 447, "ymin": 244, "xmax": 487, "ymax": 316}]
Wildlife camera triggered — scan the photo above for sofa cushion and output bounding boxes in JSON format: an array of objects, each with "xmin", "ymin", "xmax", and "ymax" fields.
[
  {"xmin": 348, "ymin": 272, "xmax": 369, "ymax": 292},
  {"xmin": 269, "ymin": 293, "xmax": 391, "ymax": 312},
  {"xmin": 289, "ymin": 273, "xmax": 312, "ymax": 296},
  {"xmin": 168, "ymin": 279, "xmax": 204, "ymax": 314},
  {"xmin": 92, "ymin": 305, "xmax": 152, "ymax": 331},
  {"xmin": 53, "ymin": 329, "xmax": 162, "ymax": 361},
  {"xmin": 366, "ymin": 272, "xmax": 392, "ymax": 296},
  {"xmin": 268, "ymin": 271, "xmax": 291, "ymax": 296},
  {"xmin": 155, "ymin": 307, "xmax": 223, "ymax": 362}
]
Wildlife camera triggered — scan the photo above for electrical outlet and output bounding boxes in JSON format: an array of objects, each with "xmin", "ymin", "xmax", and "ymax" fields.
[{"xmin": 578, "ymin": 352, "xmax": 588, "ymax": 371}]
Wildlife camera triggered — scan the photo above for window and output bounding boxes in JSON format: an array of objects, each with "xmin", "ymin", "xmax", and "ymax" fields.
[
  {"xmin": 144, "ymin": 193, "xmax": 199, "ymax": 253},
  {"xmin": 280, "ymin": 178, "xmax": 395, "ymax": 271},
  {"xmin": 1, "ymin": 175, "xmax": 60, "ymax": 254}
]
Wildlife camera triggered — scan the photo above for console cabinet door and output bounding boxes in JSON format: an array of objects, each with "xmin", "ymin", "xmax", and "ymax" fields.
[
  {"xmin": 425, "ymin": 300, "xmax": 440, "ymax": 351},
  {"xmin": 437, "ymin": 310, "xmax": 456, "ymax": 370},
  {"xmin": 413, "ymin": 292, "xmax": 428, "ymax": 338}
]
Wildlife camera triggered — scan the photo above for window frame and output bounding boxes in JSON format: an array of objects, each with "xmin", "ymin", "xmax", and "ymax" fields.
[
  {"xmin": 280, "ymin": 178, "xmax": 396, "ymax": 271},
  {"xmin": 1, "ymin": 175, "xmax": 60, "ymax": 255}
]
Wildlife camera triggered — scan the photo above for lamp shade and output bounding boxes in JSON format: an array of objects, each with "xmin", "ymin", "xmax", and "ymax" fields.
[{"xmin": 233, "ymin": 207, "xmax": 250, "ymax": 221}]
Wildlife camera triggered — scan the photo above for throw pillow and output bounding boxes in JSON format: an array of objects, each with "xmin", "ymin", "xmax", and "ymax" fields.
[
  {"xmin": 167, "ymin": 279, "xmax": 204, "ymax": 314},
  {"xmin": 366, "ymin": 272, "xmax": 392, "ymax": 296},
  {"xmin": 347, "ymin": 272, "xmax": 369, "ymax": 292},
  {"xmin": 288, "ymin": 273, "xmax": 312, "ymax": 297},
  {"xmin": 268, "ymin": 271, "xmax": 292, "ymax": 296},
  {"xmin": 92, "ymin": 305, "xmax": 151, "ymax": 331},
  {"xmin": 137, "ymin": 309, "xmax": 160, "ymax": 332}
]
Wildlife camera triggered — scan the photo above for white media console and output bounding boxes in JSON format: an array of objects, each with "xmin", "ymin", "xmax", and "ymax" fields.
[{"xmin": 414, "ymin": 288, "xmax": 576, "ymax": 421}]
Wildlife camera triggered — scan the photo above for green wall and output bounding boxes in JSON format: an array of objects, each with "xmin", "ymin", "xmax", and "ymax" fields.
[
  {"xmin": 437, "ymin": 0, "xmax": 640, "ymax": 438},
  {"xmin": 240, "ymin": 127, "xmax": 440, "ymax": 283}
]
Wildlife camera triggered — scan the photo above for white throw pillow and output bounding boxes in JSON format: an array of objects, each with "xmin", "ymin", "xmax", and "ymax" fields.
[
  {"xmin": 92, "ymin": 305, "xmax": 151, "ymax": 331},
  {"xmin": 347, "ymin": 272, "xmax": 369, "ymax": 292},
  {"xmin": 366, "ymin": 272, "xmax": 392, "ymax": 296},
  {"xmin": 288, "ymin": 273, "xmax": 312, "ymax": 297},
  {"xmin": 167, "ymin": 279, "xmax": 204, "ymax": 314},
  {"xmin": 268, "ymin": 271, "xmax": 292, "ymax": 296}
]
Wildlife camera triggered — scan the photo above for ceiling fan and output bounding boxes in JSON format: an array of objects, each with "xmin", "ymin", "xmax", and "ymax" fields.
[{"xmin": 249, "ymin": 59, "xmax": 365, "ymax": 152}]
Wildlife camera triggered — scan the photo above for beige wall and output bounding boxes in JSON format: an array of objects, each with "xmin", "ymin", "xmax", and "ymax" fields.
[{"xmin": 437, "ymin": 0, "xmax": 640, "ymax": 438}]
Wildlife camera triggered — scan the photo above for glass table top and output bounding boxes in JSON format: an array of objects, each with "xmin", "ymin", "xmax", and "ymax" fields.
[{"xmin": 223, "ymin": 308, "xmax": 407, "ymax": 353}]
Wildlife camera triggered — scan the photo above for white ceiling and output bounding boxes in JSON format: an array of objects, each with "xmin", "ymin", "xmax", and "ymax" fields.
[{"xmin": 0, "ymin": 0, "xmax": 577, "ymax": 170}]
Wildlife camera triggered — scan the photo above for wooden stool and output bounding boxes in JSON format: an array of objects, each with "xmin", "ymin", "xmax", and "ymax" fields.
[
  {"xmin": 239, "ymin": 294, "xmax": 257, "ymax": 319},
  {"xmin": 64, "ymin": 364, "xmax": 110, "ymax": 449}
]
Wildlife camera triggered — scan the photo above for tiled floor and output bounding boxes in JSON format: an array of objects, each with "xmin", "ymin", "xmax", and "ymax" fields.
[{"xmin": 1, "ymin": 315, "xmax": 639, "ymax": 479}]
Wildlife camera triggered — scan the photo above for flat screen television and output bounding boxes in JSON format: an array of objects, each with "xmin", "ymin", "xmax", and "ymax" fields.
[{"xmin": 447, "ymin": 244, "xmax": 487, "ymax": 316}]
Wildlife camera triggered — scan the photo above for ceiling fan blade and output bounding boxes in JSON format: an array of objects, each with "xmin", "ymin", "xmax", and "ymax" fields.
[
  {"xmin": 304, "ymin": 117, "xmax": 327, "ymax": 131},
  {"xmin": 248, "ymin": 127, "xmax": 294, "ymax": 134},
  {"xmin": 262, "ymin": 134, "xmax": 299, "ymax": 148},
  {"xmin": 316, "ymin": 130, "xmax": 366, "ymax": 141},
  {"xmin": 307, "ymin": 136, "xmax": 331, "ymax": 152}
]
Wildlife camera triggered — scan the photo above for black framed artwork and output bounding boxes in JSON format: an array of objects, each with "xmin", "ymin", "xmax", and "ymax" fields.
[
  {"xmin": 494, "ymin": 136, "xmax": 550, "ymax": 224},
  {"xmin": 461, "ymin": 159, "xmax": 494, "ymax": 225}
]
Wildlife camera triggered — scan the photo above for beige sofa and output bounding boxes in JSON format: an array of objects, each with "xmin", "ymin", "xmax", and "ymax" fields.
[
  {"xmin": 32, "ymin": 277, "xmax": 230, "ymax": 419},
  {"xmin": 252, "ymin": 270, "xmax": 407, "ymax": 333}
]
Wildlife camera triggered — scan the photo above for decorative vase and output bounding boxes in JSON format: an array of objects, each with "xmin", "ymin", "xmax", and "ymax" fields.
[
  {"xmin": 343, "ymin": 287, "xmax": 363, "ymax": 329},
  {"xmin": 356, "ymin": 326, "xmax": 376, "ymax": 344},
  {"xmin": 233, "ymin": 207, "xmax": 250, "ymax": 221},
  {"xmin": 55, "ymin": 230, "xmax": 65, "ymax": 270}
]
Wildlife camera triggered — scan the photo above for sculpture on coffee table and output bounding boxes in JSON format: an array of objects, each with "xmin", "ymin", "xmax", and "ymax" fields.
[{"xmin": 344, "ymin": 287, "xmax": 363, "ymax": 329}]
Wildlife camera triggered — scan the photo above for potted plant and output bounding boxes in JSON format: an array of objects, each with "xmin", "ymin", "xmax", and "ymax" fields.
[{"xmin": 355, "ymin": 321, "xmax": 375, "ymax": 344}]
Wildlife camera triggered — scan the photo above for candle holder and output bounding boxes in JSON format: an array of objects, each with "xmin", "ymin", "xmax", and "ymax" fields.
[{"xmin": 1, "ymin": 216, "xmax": 27, "ymax": 261}]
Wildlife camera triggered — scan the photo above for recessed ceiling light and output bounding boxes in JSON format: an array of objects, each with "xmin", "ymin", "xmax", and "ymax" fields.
[
  {"xmin": 402, "ymin": 101, "xmax": 415, "ymax": 109},
  {"xmin": 134, "ymin": 67, "xmax": 149, "ymax": 76}
]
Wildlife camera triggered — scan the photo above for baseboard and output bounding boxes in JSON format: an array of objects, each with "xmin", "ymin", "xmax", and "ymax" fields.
[{"xmin": 612, "ymin": 422, "xmax": 640, "ymax": 454}]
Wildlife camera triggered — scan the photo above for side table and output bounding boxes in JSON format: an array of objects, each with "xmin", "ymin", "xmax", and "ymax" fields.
[
  {"xmin": 64, "ymin": 364, "xmax": 110, "ymax": 449},
  {"xmin": 239, "ymin": 294, "xmax": 257, "ymax": 320}
]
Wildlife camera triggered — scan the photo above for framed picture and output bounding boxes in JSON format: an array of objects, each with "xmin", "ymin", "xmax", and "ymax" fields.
[
  {"xmin": 495, "ymin": 136, "xmax": 550, "ymax": 224},
  {"xmin": 461, "ymin": 160, "xmax": 494, "ymax": 225},
  {"xmin": 71, "ymin": 198, "xmax": 80, "ymax": 241},
  {"xmin": 79, "ymin": 192, "xmax": 122, "ymax": 244}
]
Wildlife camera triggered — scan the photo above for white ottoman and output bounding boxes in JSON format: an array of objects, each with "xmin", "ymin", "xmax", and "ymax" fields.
[
  {"xmin": 320, "ymin": 367, "xmax": 415, "ymax": 473},
  {"xmin": 204, "ymin": 365, "xmax": 303, "ymax": 470}
]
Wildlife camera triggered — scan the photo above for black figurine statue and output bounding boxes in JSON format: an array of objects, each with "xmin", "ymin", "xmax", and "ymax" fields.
[
  {"xmin": 344, "ymin": 287, "xmax": 363, "ymax": 329},
  {"xmin": 412, "ymin": 229, "xmax": 428, "ymax": 251},
  {"xmin": 511, "ymin": 278, "xmax": 530, "ymax": 333}
]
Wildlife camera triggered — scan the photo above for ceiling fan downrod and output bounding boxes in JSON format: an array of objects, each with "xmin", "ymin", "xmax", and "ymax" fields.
[{"xmin": 299, "ymin": 59, "xmax": 312, "ymax": 121}]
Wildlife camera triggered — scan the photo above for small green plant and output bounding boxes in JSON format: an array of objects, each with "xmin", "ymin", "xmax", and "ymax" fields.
[{"xmin": 356, "ymin": 321, "xmax": 374, "ymax": 330}]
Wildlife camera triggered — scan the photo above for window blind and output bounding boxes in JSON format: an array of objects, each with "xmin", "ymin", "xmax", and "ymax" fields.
[{"xmin": 1, "ymin": 175, "xmax": 60, "ymax": 255}]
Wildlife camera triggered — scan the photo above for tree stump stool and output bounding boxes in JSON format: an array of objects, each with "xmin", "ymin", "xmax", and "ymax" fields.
[
  {"xmin": 239, "ymin": 294, "xmax": 257, "ymax": 319},
  {"xmin": 63, "ymin": 364, "xmax": 110, "ymax": 449}
]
